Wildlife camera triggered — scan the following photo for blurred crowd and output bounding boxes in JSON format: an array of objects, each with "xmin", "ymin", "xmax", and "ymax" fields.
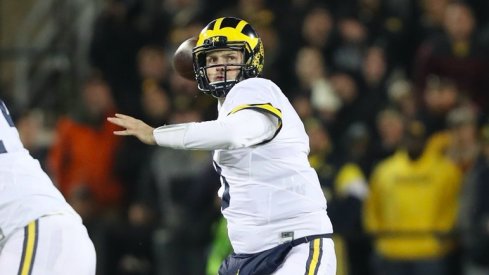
[{"xmin": 3, "ymin": 0, "xmax": 489, "ymax": 274}]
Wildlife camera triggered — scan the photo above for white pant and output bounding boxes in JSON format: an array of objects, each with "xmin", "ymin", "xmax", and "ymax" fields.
[
  {"xmin": 274, "ymin": 238, "xmax": 336, "ymax": 275},
  {"xmin": 0, "ymin": 214, "xmax": 96, "ymax": 275}
]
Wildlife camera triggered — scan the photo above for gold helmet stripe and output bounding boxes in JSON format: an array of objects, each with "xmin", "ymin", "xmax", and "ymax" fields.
[
  {"xmin": 196, "ymin": 17, "xmax": 259, "ymax": 49},
  {"xmin": 214, "ymin": 18, "xmax": 224, "ymax": 31},
  {"xmin": 197, "ymin": 30, "xmax": 259, "ymax": 49},
  {"xmin": 236, "ymin": 20, "xmax": 248, "ymax": 33}
]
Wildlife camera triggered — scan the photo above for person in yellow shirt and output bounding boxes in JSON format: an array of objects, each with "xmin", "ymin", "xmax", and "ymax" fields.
[{"xmin": 364, "ymin": 120, "xmax": 462, "ymax": 275}]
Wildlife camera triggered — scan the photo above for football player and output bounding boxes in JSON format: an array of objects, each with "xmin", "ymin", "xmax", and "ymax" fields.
[
  {"xmin": 0, "ymin": 100, "xmax": 96, "ymax": 274},
  {"xmin": 108, "ymin": 17, "xmax": 336, "ymax": 275}
]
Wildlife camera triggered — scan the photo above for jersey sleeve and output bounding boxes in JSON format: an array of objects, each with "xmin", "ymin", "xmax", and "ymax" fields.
[
  {"xmin": 153, "ymin": 109, "xmax": 279, "ymax": 150},
  {"xmin": 221, "ymin": 79, "xmax": 283, "ymax": 142}
]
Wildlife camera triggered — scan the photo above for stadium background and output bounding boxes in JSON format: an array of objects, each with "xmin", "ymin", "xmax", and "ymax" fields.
[{"xmin": 1, "ymin": 0, "xmax": 489, "ymax": 274}]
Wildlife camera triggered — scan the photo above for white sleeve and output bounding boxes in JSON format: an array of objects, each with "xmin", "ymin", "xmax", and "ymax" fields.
[{"xmin": 153, "ymin": 109, "xmax": 280, "ymax": 150}]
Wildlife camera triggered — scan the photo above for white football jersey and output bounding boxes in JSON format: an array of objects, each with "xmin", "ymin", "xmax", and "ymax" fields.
[
  {"xmin": 213, "ymin": 78, "xmax": 333, "ymax": 254},
  {"xmin": 0, "ymin": 100, "xmax": 79, "ymax": 243},
  {"xmin": 0, "ymin": 100, "xmax": 23, "ymax": 154}
]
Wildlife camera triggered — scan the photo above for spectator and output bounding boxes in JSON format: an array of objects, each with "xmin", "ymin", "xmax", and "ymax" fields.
[
  {"xmin": 445, "ymin": 105, "xmax": 480, "ymax": 173},
  {"xmin": 293, "ymin": 46, "xmax": 341, "ymax": 121},
  {"xmin": 419, "ymin": 75, "xmax": 462, "ymax": 135},
  {"xmin": 423, "ymin": 103, "xmax": 479, "ymax": 171},
  {"xmin": 364, "ymin": 120, "xmax": 462, "ymax": 275},
  {"xmin": 414, "ymin": 2, "xmax": 489, "ymax": 110},
  {"xmin": 48, "ymin": 75, "xmax": 123, "ymax": 212},
  {"xmin": 328, "ymin": 72, "xmax": 367, "ymax": 143},
  {"xmin": 387, "ymin": 78, "xmax": 418, "ymax": 121},
  {"xmin": 114, "ymin": 48, "xmax": 173, "ymax": 201},
  {"xmin": 358, "ymin": 45, "xmax": 391, "ymax": 128},
  {"xmin": 48, "ymin": 77, "xmax": 122, "ymax": 274},
  {"xmin": 299, "ymin": 6, "xmax": 337, "ymax": 66},
  {"xmin": 104, "ymin": 202, "xmax": 157, "ymax": 275},
  {"xmin": 459, "ymin": 123, "xmax": 489, "ymax": 275},
  {"xmin": 415, "ymin": 0, "xmax": 450, "ymax": 45},
  {"xmin": 15, "ymin": 109, "xmax": 50, "ymax": 169},
  {"xmin": 305, "ymin": 118, "xmax": 337, "ymax": 197},
  {"xmin": 136, "ymin": 110, "xmax": 215, "ymax": 275},
  {"xmin": 89, "ymin": 0, "xmax": 152, "ymax": 116},
  {"xmin": 137, "ymin": 45, "xmax": 169, "ymax": 88},
  {"xmin": 332, "ymin": 122, "xmax": 372, "ymax": 275},
  {"xmin": 371, "ymin": 107, "xmax": 405, "ymax": 166},
  {"xmin": 331, "ymin": 16, "xmax": 369, "ymax": 74}
]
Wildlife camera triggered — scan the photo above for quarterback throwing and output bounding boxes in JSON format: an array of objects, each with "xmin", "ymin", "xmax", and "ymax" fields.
[{"xmin": 108, "ymin": 17, "xmax": 336, "ymax": 275}]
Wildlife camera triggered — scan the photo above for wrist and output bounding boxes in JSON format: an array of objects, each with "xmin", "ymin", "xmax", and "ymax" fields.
[
  {"xmin": 153, "ymin": 124, "xmax": 189, "ymax": 149},
  {"xmin": 149, "ymin": 128, "xmax": 157, "ymax": 145}
]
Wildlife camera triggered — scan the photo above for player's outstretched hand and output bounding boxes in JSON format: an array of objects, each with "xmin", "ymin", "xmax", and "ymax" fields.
[{"xmin": 107, "ymin": 113, "xmax": 156, "ymax": 145}]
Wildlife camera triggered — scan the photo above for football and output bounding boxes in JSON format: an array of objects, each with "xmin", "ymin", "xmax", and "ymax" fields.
[{"xmin": 172, "ymin": 37, "xmax": 197, "ymax": 81}]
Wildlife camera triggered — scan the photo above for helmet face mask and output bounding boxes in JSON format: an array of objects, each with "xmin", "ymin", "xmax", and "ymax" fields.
[{"xmin": 192, "ymin": 17, "xmax": 264, "ymax": 98}]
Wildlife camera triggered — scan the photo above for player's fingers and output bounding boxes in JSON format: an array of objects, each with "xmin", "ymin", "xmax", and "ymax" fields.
[
  {"xmin": 113, "ymin": 130, "xmax": 131, "ymax": 136},
  {"xmin": 107, "ymin": 117, "xmax": 117, "ymax": 123},
  {"xmin": 109, "ymin": 116, "xmax": 137, "ymax": 128},
  {"xmin": 107, "ymin": 117, "xmax": 126, "ymax": 128},
  {"xmin": 112, "ymin": 114, "xmax": 141, "ymax": 129},
  {"xmin": 115, "ymin": 113, "xmax": 133, "ymax": 119}
]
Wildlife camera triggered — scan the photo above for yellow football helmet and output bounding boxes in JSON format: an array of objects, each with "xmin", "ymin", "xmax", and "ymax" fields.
[{"xmin": 193, "ymin": 17, "xmax": 265, "ymax": 97}]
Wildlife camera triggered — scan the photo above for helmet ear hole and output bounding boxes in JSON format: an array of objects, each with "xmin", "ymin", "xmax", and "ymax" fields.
[{"xmin": 243, "ymin": 67, "xmax": 258, "ymax": 78}]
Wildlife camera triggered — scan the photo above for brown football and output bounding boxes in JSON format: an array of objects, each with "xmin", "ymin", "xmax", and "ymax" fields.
[{"xmin": 172, "ymin": 37, "xmax": 197, "ymax": 81}]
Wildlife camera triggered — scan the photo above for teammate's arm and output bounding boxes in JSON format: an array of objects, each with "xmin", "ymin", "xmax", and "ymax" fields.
[{"xmin": 107, "ymin": 109, "xmax": 279, "ymax": 150}]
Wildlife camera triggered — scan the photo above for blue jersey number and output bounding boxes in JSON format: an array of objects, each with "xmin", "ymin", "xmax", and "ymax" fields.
[
  {"xmin": 214, "ymin": 161, "xmax": 230, "ymax": 210},
  {"xmin": 0, "ymin": 100, "xmax": 14, "ymax": 127},
  {"xmin": 0, "ymin": 100, "xmax": 14, "ymax": 153}
]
